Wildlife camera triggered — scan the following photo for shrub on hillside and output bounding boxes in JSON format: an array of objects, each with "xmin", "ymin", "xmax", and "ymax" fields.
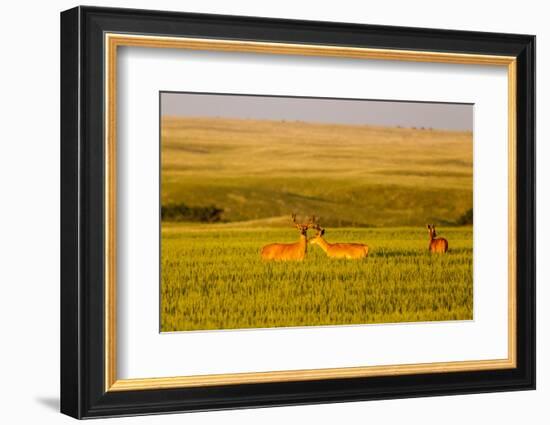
[
  {"xmin": 161, "ymin": 203, "xmax": 223, "ymax": 223},
  {"xmin": 456, "ymin": 208, "xmax": 473, "ymax": 225}
]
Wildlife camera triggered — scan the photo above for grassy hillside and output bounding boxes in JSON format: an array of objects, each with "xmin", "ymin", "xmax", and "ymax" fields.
[{"xmin": 161, "ymin": 116, "xmax": 473, "ymax": 227}]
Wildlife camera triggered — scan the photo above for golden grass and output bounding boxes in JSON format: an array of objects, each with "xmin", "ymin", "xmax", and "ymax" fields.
[{"xmin": 161, "ymin": 225, "xmax": 473, "ymax": 331}]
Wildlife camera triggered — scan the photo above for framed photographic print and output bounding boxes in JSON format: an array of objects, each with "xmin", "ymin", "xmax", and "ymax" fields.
[{"xmin": 60, "ymin": 6, "xmax": 535, "ymax": 419}]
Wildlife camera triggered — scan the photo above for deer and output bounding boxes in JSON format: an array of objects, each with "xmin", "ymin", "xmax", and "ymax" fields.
[
  {"xmin": 308, "ymin": 220, "xmax": 369, "ymax": 259},
  {"xmin": 427, "ymin": 224, "xmax": 448, "ymax": 253},
  {"xmin": 260, "ymin": 214, "xmax": 314, "ymax": 261}
]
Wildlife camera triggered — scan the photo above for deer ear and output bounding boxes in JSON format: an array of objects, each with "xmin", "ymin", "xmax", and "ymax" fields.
[
  {"xmin": 321, "ymin": 229, "xmax": 325, "ymax": 235},
  {"xmin": 426, "ymin": 224, "xmax": 430, "ymax": 229}
]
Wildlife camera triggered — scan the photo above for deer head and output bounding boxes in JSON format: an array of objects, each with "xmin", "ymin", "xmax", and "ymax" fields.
[
  {"xmin": 291, "ymin": 214, "xmax": 316, "ymax": 236},
  {"xmin": 308, "ymin": 217, "xmax": 325, "ymax": 245},
  {"xmin": 427, "ymin": 224, "xmax": 437, "ymax": 238}
]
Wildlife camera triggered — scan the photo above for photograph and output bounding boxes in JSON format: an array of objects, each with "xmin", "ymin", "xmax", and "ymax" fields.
[{"xmin": 160, "ymin": 92, "xmax": 474, "ymax": 332}]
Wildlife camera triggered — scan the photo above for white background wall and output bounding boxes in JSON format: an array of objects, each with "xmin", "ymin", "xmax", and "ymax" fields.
[{"xmin": 0, "ymin": 0, "xmax": 545, "ymax": 423}]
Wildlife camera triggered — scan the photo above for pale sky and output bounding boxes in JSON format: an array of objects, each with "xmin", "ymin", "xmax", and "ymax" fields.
[{"xmin": 161, "ymin": 92, "xmax": 473, "ymax": 131}]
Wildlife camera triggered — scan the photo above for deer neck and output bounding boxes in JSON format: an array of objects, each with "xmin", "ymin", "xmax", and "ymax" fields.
[
  {"xmin": 315, "ymin": 236, "xmax": 331, "ymax": 253},
  {"xmin": 299, "ymin": 234, "xmax": 308, "ymax": 251}
]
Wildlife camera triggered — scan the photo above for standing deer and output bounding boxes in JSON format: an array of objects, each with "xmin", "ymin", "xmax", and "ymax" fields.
[
  {"xmin": 427, "ymin": 224, "xmax": 448, "ymax": 253},
  {"xmin": 260, "ymin": 214, "xmax": 313, "ymax": 261},
  {"xmin": 308, "ymin": 221, "xmax": 369, "ymax": 259}
]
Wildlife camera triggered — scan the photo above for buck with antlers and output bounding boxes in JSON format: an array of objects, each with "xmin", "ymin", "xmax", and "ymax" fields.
[
  {"xmin": 427, "ymin": 224, "xmax": 448, "ymax": 253},
  {"xmin": 308, "ymin": 219, "xmax": 369, "ymax": 259},
  {"xmin": 260, "ymin": 214, "xmax": 314, "ymax": 261}
]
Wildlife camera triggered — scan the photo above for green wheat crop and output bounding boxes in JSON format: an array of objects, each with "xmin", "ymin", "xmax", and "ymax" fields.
[{"xmin": 161, "ymin": 225, "xmax": 472, "ymax": 331}]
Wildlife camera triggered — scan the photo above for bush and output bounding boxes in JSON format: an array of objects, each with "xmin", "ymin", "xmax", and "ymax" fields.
[
  {"xmin": 161, "ymin": 203, "xmax": 223, "ymax": 223},
  {"xmin": 456, "ymin": 208, "xmax": 473, "ymax": 225}
]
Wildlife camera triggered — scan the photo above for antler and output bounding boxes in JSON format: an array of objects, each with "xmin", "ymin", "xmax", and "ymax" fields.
[
  {"xmin": 308, "ymin": 215, "xmax": 322, "ymax": 230},
  {"xmin": 291, "ymin": 214, "xmax": 322, "ymax": 229}
]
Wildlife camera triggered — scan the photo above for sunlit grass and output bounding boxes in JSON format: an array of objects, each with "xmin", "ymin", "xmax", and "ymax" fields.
[{"xmin": 161, "ymin": 225, "xmax": 473, "ymax": 332}]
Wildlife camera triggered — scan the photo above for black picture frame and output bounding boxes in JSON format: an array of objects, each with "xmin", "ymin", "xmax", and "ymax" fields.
[{"xmin": 61, "ymin": 5, "xmax": 535, "ymax": 419}]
